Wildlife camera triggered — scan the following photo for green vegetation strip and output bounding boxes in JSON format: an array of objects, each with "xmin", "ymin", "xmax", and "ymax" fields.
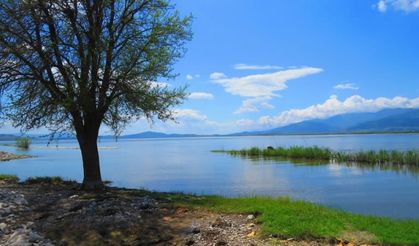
[
  {"xmin": 213, "ymin": 146, "xmax": 419, "ymax": 166},
  {"xmin": 0, "ymin": 174, "xmax": 19, "ymax": 182},
  {"xmin": 164, "ymin": 194, "xmax": 419, "ymax": 245}
]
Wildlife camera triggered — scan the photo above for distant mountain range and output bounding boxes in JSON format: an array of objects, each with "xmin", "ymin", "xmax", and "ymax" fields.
[
  {"xmin": 1, "ymin": 108, "xmax": 418, "ymax": 140},
  {"xmin": 233, "ymin": 108, "xmax": 419, "ymax": 136}
]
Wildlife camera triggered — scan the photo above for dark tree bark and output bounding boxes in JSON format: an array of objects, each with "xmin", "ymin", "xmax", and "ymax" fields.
[{"xmin": 76, "ymin": 122, "xmax": 103, "ymax": 190}]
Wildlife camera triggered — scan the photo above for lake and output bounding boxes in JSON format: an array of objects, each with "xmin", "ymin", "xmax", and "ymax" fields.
[{"xmin": 1, "ymin": 133, "xmax": 419, "ymax": 219}]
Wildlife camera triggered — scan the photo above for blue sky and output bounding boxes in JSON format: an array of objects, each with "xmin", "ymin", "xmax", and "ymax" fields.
[
  {"xmin": 4, "ymin": 0, "xmax": 419, "ymax": 135},
  {"xmin": 126, "ymin": 0, "xmax": 419, "ymax": 135}
]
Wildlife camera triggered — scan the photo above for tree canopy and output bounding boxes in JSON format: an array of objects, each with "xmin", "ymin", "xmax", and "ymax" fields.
[
  {"xmin": 0, "ymin": 0, "xmax": 191, "ymax": 135},
  {"xmin": 0, "ymin": 0, "xmax": 192, "ymax": 189}
]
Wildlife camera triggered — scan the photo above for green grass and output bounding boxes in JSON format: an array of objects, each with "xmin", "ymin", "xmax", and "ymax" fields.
[
  {"xmin": 214, "ymin": 146, "xmax": 419, "ymax": 166},
  {"xmin": 0, "ymin": 174, "xmax": 19, "ymax": 182},
  {"xmin": 157, "ymin": 194, "xmax": 419, "ymax": 245},
  {"xmin": 16, "ymin": 137, "xmax": 31, "ymax": 149},
  {"xmin": 24, "ymin": 176, "xmax": 74, "ymax": 185}
]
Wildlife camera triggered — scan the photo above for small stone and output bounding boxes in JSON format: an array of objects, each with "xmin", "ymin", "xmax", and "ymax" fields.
[
  {"xmin": 162, "ymin": 216, "xmax": 172, "ymax": 222},
  {"xmin": 246, "ymin": 214, "xmax": 255, "ymax": 220},
  {"xmin": 28, "ymin": 231, "xmax": 42, "ymax": 242},
  {"xmin": 0, "ymin": 222, "xmax": 7, "ymax": 231},
  {"xmin": 246, "ymin": 231, "xmax": 256, "ymax": 237},
  {"xmin": 69, "ymin": 195, "xmax": 79, "ymax": 199}
]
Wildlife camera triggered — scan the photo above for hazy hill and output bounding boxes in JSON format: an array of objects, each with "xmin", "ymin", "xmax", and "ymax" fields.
[{"xmin": 235, "ymin": 108, "xmax": 419, "ymax": 135}]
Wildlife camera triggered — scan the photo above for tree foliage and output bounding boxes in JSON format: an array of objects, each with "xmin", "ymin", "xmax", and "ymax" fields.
[{"xmin": 0, "ymin": 0, "xmax": 192, "ymax": 136}]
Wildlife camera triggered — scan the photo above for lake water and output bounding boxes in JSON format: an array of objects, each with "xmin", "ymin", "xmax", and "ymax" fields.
[{"xmin": 1, "ymin": 134, "xmax": 419, "ymax": 219}]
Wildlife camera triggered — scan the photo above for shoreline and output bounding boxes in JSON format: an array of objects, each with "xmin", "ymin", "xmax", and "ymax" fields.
[
  {"xmin": 0, "ymin": 151, "xmax": 31, "ymax": 162},
  {"xmin": 1, "ymin": 177, "xmax": 419, "ymax": 245}
]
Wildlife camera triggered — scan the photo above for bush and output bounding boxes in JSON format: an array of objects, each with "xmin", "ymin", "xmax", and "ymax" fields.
[{"xmin": 16, "ymin": 137, "xmax": 31, "ymax": 149}]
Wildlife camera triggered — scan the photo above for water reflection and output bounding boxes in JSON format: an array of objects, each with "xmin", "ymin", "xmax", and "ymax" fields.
[{"xmin": 235, "ymin": 155, "xmax": 419, "ymax": 177}]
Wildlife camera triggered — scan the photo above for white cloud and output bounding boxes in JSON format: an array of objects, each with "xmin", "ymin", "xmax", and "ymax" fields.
[
  {"xmin": 188, "ymin": 92, "xmax": 214, "ymax": 100},
  {"xmin": 235, "ymin": 96, "xmax": 275, "ymax": 114},
  {"xmin": 209, "ymin": 72, "xmax": 227, "ymax": 80},
  {"xmin": 211, "ymin": 67, "xmax": 323, "ymax": 97},
  {"xmin": 334, "ymin": 83, "xmax": 359, "ymax": 90},
  {"xmin": 185, "ymin": 74, "xmax": 200, "ymax": 80},
  {"xmin": 234, "ymin": 63, "xmax": 283, "ymax": 70},
  {"xmin": 258, "ymin": 95, "xmax": 419, "ymax": 127},
  {"xmin": 174, "ymin": 109, "xmax": 208, "ymax": 121},
  {"xmin": 377, "ymin": 0, "xmax": 388, "ymax": 12},
  {"xmin": 375, "ymin": 0, "xmax": 419, "ymax": 12},
  {"xmin": 114, "ymin": 95, "xmax": 419, "ymax": 135}
]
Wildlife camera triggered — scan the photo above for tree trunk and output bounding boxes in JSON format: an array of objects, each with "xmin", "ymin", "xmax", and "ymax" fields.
[{"xmin": 76, "ymin": 124, "xmax": 104, "ymax": 191}]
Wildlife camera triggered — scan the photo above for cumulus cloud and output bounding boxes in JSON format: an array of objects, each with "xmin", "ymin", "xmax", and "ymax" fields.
[
  {"xmin": 234, "ymin": 63, "xmax": 283, "ymax": 70},
  {"xmin": 120, "ymin": 95, "xmax": 419, "ymax": 135},
  {"xmin": 211, "ymin": 67, "xmax": 323, "ymax": 98},
  {"xmin": 375, "ymin": 0, "xmax": 419, "ymax": 12},
  {"xmin": 209, "ymin": 72, "xmax": 227, "ymax": 80},
  {"xmin": 188, "ymin": 92, "xmax": 214, "ymax": 100},
  {"xmin": 334, "ymin": 83, "xmax": 359, "ymax": 90},
  {"xmin": 174, "ymin": 109, "xmax": 208, "ymax": 121},
  {"xmin": 234, "ymin": 96, "xmax": 275, "ymax": 114},
  {"xmin": 258, "ymin": 95, "xmax": 419, "ymax": 127}
]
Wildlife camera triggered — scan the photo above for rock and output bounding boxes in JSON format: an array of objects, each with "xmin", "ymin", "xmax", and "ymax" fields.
[
  {"xmin": 69, "ymin": 195, "xmax": 79, "ymax": 199},
  {"xmin": 0, "ymin": 222, "xmax": 7, "ymax": 231},
  {"xmin": 14, "ymin": 195, "xmax": 28, "ymax": 206},
  {"xmin": 246, "ymin": 214, "xmax": 255, "ymax": 220},
  {"xmin": 246, "ymin": 231, "xmax": 256, "ymax": 237},
  {"xmin": 28, "ymin": 231, "xmax": 43, "ymax": 242},
  {"xmin": 6, "ymin": 229, "xmax": 29, "ymax": 245}
]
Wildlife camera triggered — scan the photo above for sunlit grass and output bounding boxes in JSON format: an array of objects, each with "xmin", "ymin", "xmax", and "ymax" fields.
[
  {"xmin": 0, "ymin": 174, "xmax": 19, "ymax": 182},
  {"xmin": 162, "ymin": 194, "xmax": 419, "ymax": 245}
]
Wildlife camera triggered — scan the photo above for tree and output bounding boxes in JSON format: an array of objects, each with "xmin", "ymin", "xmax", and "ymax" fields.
[{"xmin": 0, "ymin": 0, "xmax": 192, "ymax": 190}]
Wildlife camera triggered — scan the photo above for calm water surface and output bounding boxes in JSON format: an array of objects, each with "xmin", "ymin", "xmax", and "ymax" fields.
[{"xmin": 1, "ymin": 134, "xmax": 419, "ymax": 219}]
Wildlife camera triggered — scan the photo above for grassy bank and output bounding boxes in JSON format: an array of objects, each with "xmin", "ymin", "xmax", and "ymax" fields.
[
  {"xmin": 164, "ymin": 194, "xmax": 419, "ymax": 245},
  {"xmin": 1, "ymin": 176, "xmax": 419, "ymax": 244},
  {"xmin": 213, "ymin": 146, "xmax": 419, "ymax": 166},
  {"xmin": 0, "ymin": 174, "xmax": 19, "ymax": 182}
]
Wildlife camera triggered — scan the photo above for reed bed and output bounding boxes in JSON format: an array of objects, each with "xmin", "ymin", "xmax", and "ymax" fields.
[{"xmin": 213, "ymin": 146, "xmax": 419, "ymax": 166}]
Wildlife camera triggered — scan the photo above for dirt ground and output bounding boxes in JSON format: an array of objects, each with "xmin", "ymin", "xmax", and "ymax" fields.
[{"xmin": 0, "ymin": 181, "xmax": 366, "ymax": 246}]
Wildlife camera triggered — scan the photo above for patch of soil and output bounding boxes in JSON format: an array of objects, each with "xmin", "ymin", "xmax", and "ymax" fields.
[{"xmin": 0, "ymin": 182, "xmax": 373, "ymax": 245}]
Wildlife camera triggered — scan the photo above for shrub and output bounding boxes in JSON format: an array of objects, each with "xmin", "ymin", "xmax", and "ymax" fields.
[{"xmin": 16, "ymin": 137, "xmax": 31, "ymax": 149}]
